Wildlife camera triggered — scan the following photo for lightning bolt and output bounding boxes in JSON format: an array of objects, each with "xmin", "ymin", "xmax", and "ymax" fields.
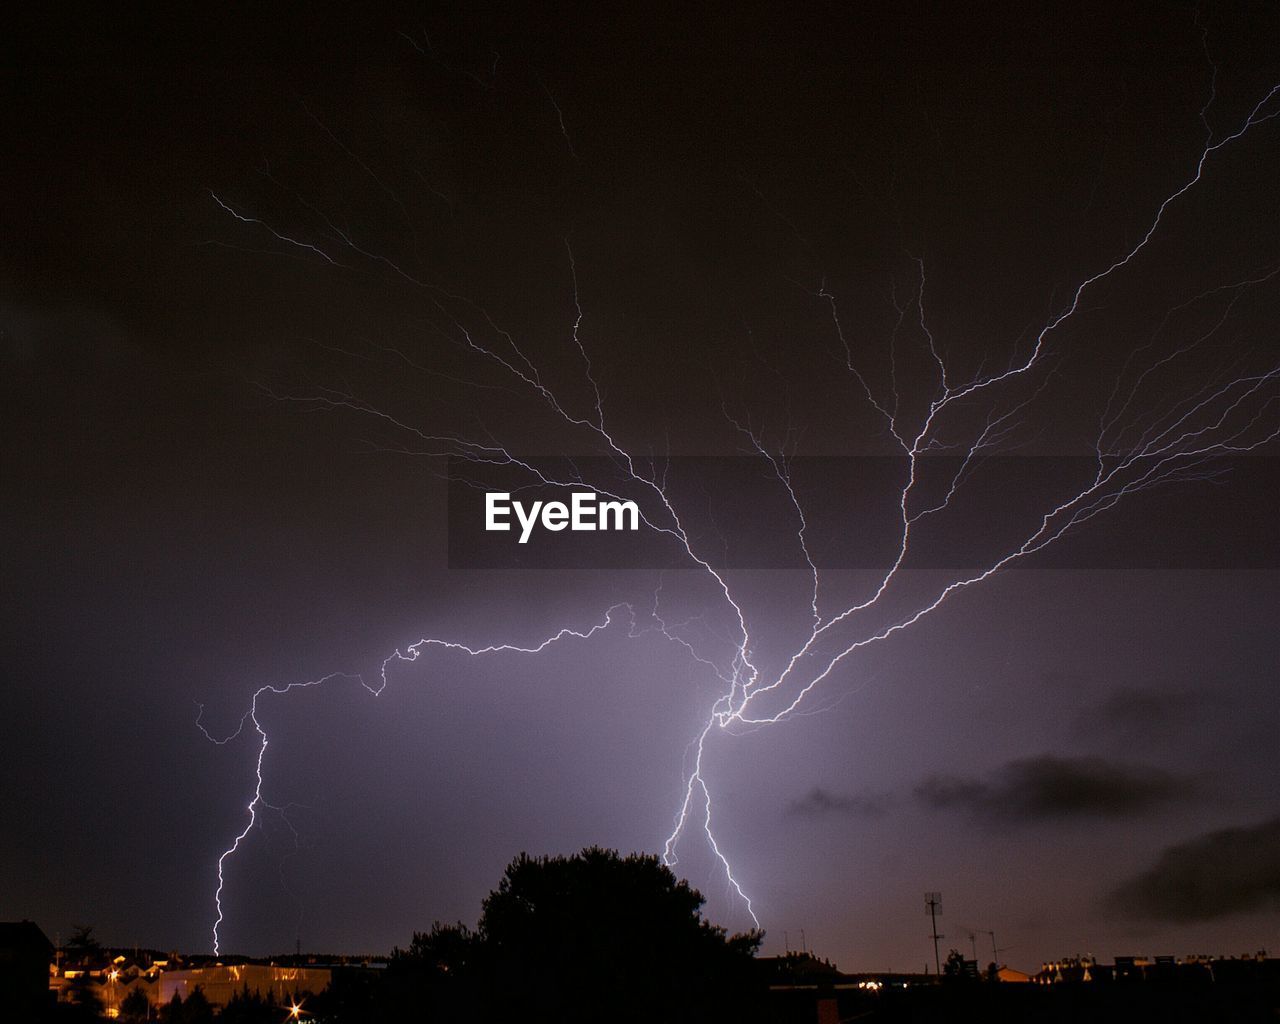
[{"xmin": 201, "ymin": 71, "xmax": 1280, "ymax": 954}]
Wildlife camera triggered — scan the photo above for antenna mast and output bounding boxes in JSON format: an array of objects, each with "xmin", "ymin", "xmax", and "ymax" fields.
[{"xmin": 924, "ymin": 892, "xmax": 943, "ymax": 975}]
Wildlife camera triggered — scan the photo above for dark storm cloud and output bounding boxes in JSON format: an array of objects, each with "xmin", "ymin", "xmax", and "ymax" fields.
[
  {"xmin": 914, "ymin": 754, "xmax": 1194, "ymax": 823},
  {"xmin": 786, "ymin": 787, "xmax": 890, "ymax": 819},
  {"xmin": 1110, "ymin": 817, "xmax": 1280, "ymax": 922},
  {"xmin": 1071, "ymin": 684, "xmax": 1209, "ymax": 741}
]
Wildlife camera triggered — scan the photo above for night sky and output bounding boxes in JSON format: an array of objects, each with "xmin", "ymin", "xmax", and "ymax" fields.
[{"xmin": 4, "ymin": 2, "xmax": 1279, "ymax": 971}]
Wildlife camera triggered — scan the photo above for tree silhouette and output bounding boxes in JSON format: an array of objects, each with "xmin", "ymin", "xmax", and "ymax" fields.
[
  {"xmin": 65, "ymin": 973, "xmax": 104, "ymax": 1021},
  {"xmin": 486, "ymin": 847, "xmax": 762, "ymax": 1021},
  {"xmin": 943, "ymin": 948, "xmax": 970, "ymax": 982},
  {"xmin": 394, "ymin": 921, "xmax": 480, "ymax": 973},
  {"xmin": 383, "ymin": 922, "xmax": 480, "ymax": 1020},
  {"xmin": 119, "ymin": 987, "xmax": 151, "ymax": 1021},
  {"xmin": 158, "ymin": 988, "xmax": 213, "ymax": 1024},
  {"xmin": 219, "ymin": 984, "xmax": 280, "ymax": 1024},
  {"xmin": 382, "ymin": 847, "xmax": 764, "ymax": 1023},
  {"xmin": 66, "ymin": 925, "xmax": 101, "ymax": 955}
]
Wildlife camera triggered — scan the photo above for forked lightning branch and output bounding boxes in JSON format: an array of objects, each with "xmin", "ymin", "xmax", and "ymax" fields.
[
  {"xmin": 485, "ymin": 491, "xmax": 641, "ymax": 543},
  {"xmin": 201, "ymin": 61, "xmax": 1280, "ymax": 954}
]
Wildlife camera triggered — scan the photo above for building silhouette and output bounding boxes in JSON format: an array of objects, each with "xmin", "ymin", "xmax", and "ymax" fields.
[{"xmin": 0, "ymin": 920, "xmax": 54, "ymax": 1019}]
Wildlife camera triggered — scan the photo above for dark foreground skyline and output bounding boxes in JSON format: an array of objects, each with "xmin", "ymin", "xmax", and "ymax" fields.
[{"xmin": 3, "ymin": 2, "xmax": 1279, "ymax": 968}]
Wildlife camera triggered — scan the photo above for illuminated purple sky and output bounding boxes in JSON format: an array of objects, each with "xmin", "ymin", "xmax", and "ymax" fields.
[{"xmin": 4, "ymin": 3, "xmax": 1279, "ymax": 970}]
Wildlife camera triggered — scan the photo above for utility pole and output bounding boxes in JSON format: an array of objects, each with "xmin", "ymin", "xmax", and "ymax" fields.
[
  {"xmin": 986, "ymin": 931, "xmax": 999, "ymax": 966},
  {"xmin": 924, "ymin": 892, "xmax": 943, "ymax": 975}
]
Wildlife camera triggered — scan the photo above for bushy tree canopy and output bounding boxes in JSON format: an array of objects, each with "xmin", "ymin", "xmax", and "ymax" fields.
[{"xmin": 383, "ymin": 847, "xmax": 763, "ymax": 1023}]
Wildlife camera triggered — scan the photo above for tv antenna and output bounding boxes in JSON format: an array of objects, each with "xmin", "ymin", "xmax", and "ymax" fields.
[{"xmin": 924, "ymin": 892, "xmax": 943, "ymax": 975}]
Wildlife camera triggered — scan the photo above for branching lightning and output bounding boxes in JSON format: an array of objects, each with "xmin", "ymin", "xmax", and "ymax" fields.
[{"xmin": 200, "ymin": 69, "xmax": 1280, "ymax": 955}]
